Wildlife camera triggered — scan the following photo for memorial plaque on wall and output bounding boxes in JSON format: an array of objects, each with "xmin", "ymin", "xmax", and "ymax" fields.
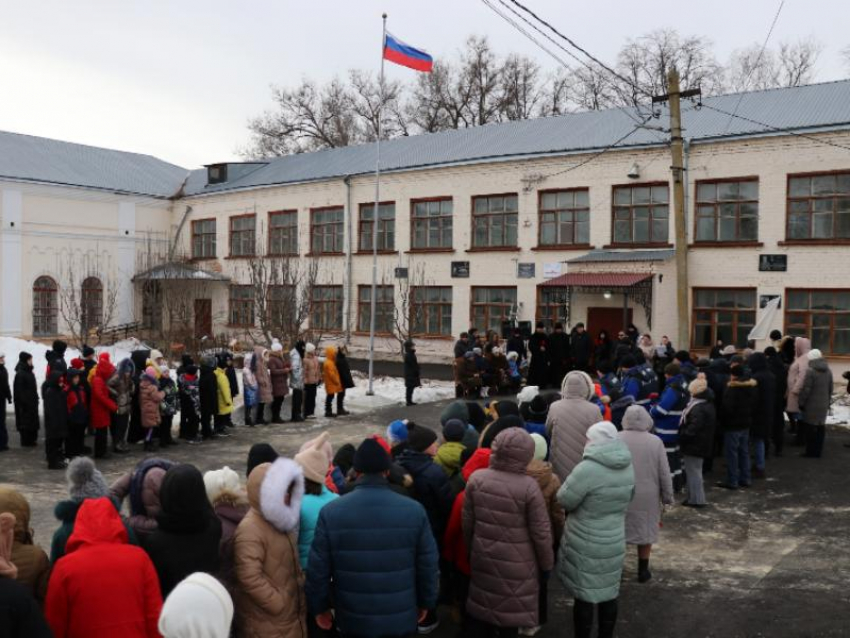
[
  {"xmin": 394, "ymin": 267, "xmax": 409, "ymax": 279},
  {"xmin": 451, "ymin": 261, "xmax": 470, "ymax": 278},
  {"xmin": 759, "ymin": 255, "xmax": 787, "ymax": 272},
  {"xmin": 517, "ymin": 263, "xmax": 536, "ymax": 278}
]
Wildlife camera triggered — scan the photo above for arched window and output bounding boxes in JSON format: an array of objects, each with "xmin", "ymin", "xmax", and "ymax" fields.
[
  {"xmin": 33, "ymin": 276, "xmax": 58, "ymax": 336},
  {"xmin": 81, "ymin": 277, "xmax": 103, "ymax": 334}
]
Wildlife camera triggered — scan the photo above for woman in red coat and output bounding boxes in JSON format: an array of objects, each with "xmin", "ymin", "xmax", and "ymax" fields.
[
  {"xmin": 45, "ymin": 497, "xmax": 162, "ymax": 638},
  {"xmin": 89, "ymin": 355, "xmax": 117, "ymax": 459}
]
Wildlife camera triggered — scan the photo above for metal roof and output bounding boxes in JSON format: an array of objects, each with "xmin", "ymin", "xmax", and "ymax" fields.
[
  {"xmin": 184, "ymin": 79, "xmax": 850, "ymax": 196},
  {"xmin": 540, "ymin": 272, "xmax": 653, "ymax": 288},
  {"xmin": 132, "ymin": 262, "xmax": 230, "ymax": 282},
  {"xmin": 567, "ymin": 249, "xmax": 675, "ymax": 263},
  {"xmin": 0, "ymin": 131, "xmax": 188, "ymax": 198}
]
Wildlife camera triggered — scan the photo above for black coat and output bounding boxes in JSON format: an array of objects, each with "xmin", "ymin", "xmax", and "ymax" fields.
[
  {"xmin": 199, "ymin": 364, "xmax": 218, "ymax": 417},
  {"xmin": 225, "ymin": 366, "xmax": 239, "ymax": 398},
  {"xmin": 722, "ymin": 377, "xmax": 759, "ymax": 431},
  {"xmin": 766, "ymin": 352, "xmax": 788, "ymax": 407},
  {"xmin": 13, "ymin": 360, "xmax": 39, "ymax": 434},
  {"xmin": 337, "ymin": 352, "xmax": 355, "ymax": 389},
  {"xmin": 527, "ymin": 332, "xmax": 550, "ymax": 386},
  {"xmin": 397, "ymin": 449, "xmax": 453, "ymax": 545},
  {"xmin": 594, "ymin": 339, "xmax": 613, "ymax": 367},
  {"xmin": 570, "ymin": 330, "xmax": 592, "ymax": 366},
  {"xmin": 42, "ymin": 374, "xmax": 68, "ymax": 440},
  {"xmin": 506, "ymin": 336, "xmax": 527, "ymax": 360},
  {"xmin": 453, "ymin": 338, "xmax": 471, "ymax": 359},
  {"xmin": 679, "ymin": 390, "xmax": 717, "ymax": 458},
  {"xmin": 404, "ymin": 351, "xmax": 421, "ymax": 388},
  {"xmin": 748, "ymin": 353, "xmax": 776, "ymax": 440},
  {"xmin": 0, "ymin": 577, "xmax": 53, "ymax": 638},
  {"xmin": 548, "ymin": 332, "xmax": 570, "ymax": 382},
  {"xmin": 0, "ymin": 363, "xmax": 11, "ymax": 405}
]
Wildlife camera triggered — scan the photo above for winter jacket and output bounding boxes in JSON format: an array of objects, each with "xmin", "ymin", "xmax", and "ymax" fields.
[
  {"xmin": 89, "ymin": 359, "xmax": 117, "ymax": 429},
  {"xmin": 138, "ymin": 374, "xmax": 163, "ymax": 429},
  {"xmin": 649, "ymin": 373, "xmax": 689, "ymax": 447},
  {"xmin": 748, "ymin": 353, "xmax": 776, "ymax": 439},
  {"xmin": 397, "ymin": 448, "xmax": 454, "ymax": 545},
  {"xmin": 50, "ymin": 497, "xmax": 138, "ymax": 563},
  {"xmin": 199, "ymin": 362, "xmax": 218, "ymax": 417},
  {"xmin": 322, "ymin": 347, "xmax": 342, "ymax": 395},
  {"xmin": 44, "ymin": 498, "xmax": 162, "ymax": 638},
  {"xmin": 336, "ymin": 350, "xmax": 355, "ymax": 389},
  {"xmin": 289, "ymin": 349, "xmax": 305, "ymax": 391},
  {"xmin": 404, "ymin": 349, "xmax": 421, "ymax": 388},
  {"xmin": 110, "ymin": 458, "xmax": 173, "ymax": 540},
  {"xmin": 527, "ymin": 331, "xmax": 550, "ymax": 387},
  {"xmin": 13, "ymin": 356, "xmax": 39, "ymax": 434},
  {"xmin": 798, "ymin": 358, "xmax": 834, "ymax": 426},
  {"xmin": 570, "ymin": 330, "xmax": 592, "ymax": 367},
  {"xmin": 463, "ymin": 428, "xmax": 554, "ymax": 628},
  {"xmin": 786, "ymin": 337, "xmax": 812, "ymax": 413},
  {"xmin": 557, "ymin": 439, "xmax": 635, "ymax": 604},
  {"xmin": 211, "ymin": 499, "xmax": 249, "ymax": 594},
  {"xmin": 527, "ymin": 458, "xmax": 565, "ymax": 543},
  {"xmin": 0, "ymin": 362, "xmax": 12, "ymax": 406},
  {"xmin": 234, "ymin": 459, "xmax": 306, "ymax": 638},
  {"xmin": 226, "ymin": 365, "xmax": 239, "ymax": 399},
  {"xmin": 43, "ymin": 372, "xmax": 68, "ymax": 440},
  {"xmin": 766, "ymin": 351, "xmax": 789, "ymax": 409},
  {"xmin": 434, "ymin": 441, "xmax": 466, "ymax": 477},
  {"xmin": 297, "ymin": 487, "xmax": 338, "ymax": 569},
  {"xmin": 158, "ymin": 376, "xmax": 178, "ymax": 419},
  {"xmin": 547, "ymin": 371, "xmax": 603, "ymax": 482},
  {"xmin": 177, "ymin": 373, "xmax": 200, "ymax": 418},
  {"xmin": 305, "ymin": 474, "xmax": 439, "ymax": 638},
  {"xmin": 443, "ymin": 448, "xmax": 492, "ymax": 577},
  {"xmin": 66, "ymin": 383, "xmax": 88, "ymax": 426},
  {"xmin": 252, "ymin": 348, "xmax": 273, "ymax": 404},
  {"xmin": 142, "ymin": 464, "xmax": 222, "ymax": 598},
  {"xmin": 0, "ymin": 577, "xmax": 53, "ymax": 638},
  {"xmin": 679, "ymin": 388, "xmax": 717, "ymax": 458},
  {"xmin": 214, "ymin": 368, "xmax": 234, "ymax": 415},
  {"xmin": 267, "ymin": 352, "xmax": 291, "ymax": 398},
  {"xmin": 621, "ymin": 364, "xmax": 658, "ymax": 406},
  {"xmin": 722, "ymin": 376, "xmax": 759, "ymax": 431},
  {"xmin": 0, "ymin": 486, "xmax": 50, "ymax": 603},
  {"xmin": 303, "ymin": 353, "xmax": 320, "ymax": 385},
  {"xmin": 620, "ymin": 406, "xmax": 673, "ymax": 545},
  {"xmin": 108, "ymin": 359, "xmax": 135, "ymax": 416}
]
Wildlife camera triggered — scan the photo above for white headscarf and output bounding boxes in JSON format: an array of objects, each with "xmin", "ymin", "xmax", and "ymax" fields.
[
  {"xmin": 586, "ymin": 421, "xmax": 619, "ymax": 447},
  {"xmin": 159, "ymin": 572, "xmax": 234, "ymax": 638}
]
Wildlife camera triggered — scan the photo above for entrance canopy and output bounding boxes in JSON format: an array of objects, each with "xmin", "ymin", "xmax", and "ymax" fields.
[
  {"xmin": 132, "ymin": 262, "xmax": 230, "ymax": 283},
  {"xmin": 540, "ymin": 272, "xmax": 653, "ymax": 289}
]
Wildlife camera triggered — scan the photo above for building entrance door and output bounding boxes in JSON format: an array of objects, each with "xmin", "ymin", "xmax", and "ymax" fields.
[
  {"xmin": 194, "ymin": 299, "xmax": 212, "ymax": 339},
  {"xmin": 587, "ymin": 306, "xmax": 633, "ymax": 339}
]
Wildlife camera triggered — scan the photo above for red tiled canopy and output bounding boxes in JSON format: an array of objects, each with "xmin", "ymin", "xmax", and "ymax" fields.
[{"xmin": 540, "ymin": 272, "xmax": 653, "ymax": 288}]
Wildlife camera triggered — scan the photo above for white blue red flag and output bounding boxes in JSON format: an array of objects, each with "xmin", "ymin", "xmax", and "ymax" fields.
[{"xmin": 383, "ymin": 33, "xmax": 433, "ymax": 72}]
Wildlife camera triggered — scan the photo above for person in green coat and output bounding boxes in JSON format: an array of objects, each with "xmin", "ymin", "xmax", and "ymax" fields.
[{"xmin": 557, "ymin": 421, "xmax": 635, "ymax": 638}]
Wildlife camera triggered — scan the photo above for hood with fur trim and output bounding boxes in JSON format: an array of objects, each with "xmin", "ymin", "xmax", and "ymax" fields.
[{"xmin": 247, "ymin": 458, "xmax": 304, "ymax": 533}]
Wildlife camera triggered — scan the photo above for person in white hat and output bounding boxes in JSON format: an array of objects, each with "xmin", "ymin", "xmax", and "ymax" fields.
[{"xmin": 158, "ymin": 572, "xmax": 234, "ymax": 638}]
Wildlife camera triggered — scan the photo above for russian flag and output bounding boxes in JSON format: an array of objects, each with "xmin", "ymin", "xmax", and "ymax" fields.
[{"xmin": 383, "ymin": 33, "xmax": 433, "ymax": 73}]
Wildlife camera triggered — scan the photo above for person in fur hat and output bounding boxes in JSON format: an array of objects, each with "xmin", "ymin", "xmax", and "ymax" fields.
[
  {"xmin": 204, "ymin": 466, "xmax": 249, "ymax": 593},
  {"xmin": 294, "ymin": 432, "xmax": 339, "ymax": 569},
  {"xmin": 234, "ymin": 458, "xmax": 307, "ymax": 637}
]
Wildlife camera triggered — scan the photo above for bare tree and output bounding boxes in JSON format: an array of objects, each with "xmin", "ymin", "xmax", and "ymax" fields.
[
  {"xmin": 727, "ymin": 44, "xmax": 780, "ymax": 92},
  {"xmin": 539, "ymin": 68, "xmax": 574, "ymax": 116},
  {"xmin": 501, "ymin": 54, "xmax": 544, "ymax": 120},
  {"xmin": 56, "ymin": 252, "xmax": 120, "ymax": 348},
  {"xmin": 462, "ymin": 36, "xmax": 505, "ymax": 125},
  {"xmin": 386, "ymin": 262, "xmax": 430, "ymax": 353},
  {"xmin": 567, "ymin": 63, "xmax": 620, "ymax": 111},
  {"xmin": 349, "ymin": 70, "xmax": 408, "ymax": 140},
  {"xmin": 777, "ymin": 38, "xmax": 822, "ymax": 87}
]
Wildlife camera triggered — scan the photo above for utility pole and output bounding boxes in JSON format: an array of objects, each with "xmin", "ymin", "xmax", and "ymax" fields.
[{"xmin": 653, "ymin": 69, "xmax": 699, "ymax": 351}]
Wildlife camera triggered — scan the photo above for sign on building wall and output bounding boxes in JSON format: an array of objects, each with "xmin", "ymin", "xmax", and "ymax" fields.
[
  {"xmin": 394, "ymin": 267, "xmax": 409, "ymax": 279},
  {"xmin": 517, "ymin": 263, "xmax": 536, "ymax": 278},
  {"xmin": 543, "ymin": 262, "xmax": 562, "ymax": 279},
  {"xmin": 759, "ymin": 255, "xmax": 787, "ymax": 272},
  {"xmin": 451, "ymin": 261, "xmax": 470, "ymax": 278}
]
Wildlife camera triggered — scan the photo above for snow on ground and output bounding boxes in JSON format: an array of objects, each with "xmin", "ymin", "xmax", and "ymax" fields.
[{"xmin": 827, "ymin": 394, "xmax": 850, "ymax": 427}]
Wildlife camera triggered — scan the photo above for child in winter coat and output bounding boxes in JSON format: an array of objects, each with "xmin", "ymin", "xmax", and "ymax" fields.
[
  {"xmin": 322, "ymin": 346, "xmax": 342, "ymax": 418},
  {"xmin": 107, "ymin": 358, "xmax": 135, "ymax": 454},
  {"xmin": 43, "ymin": 371, "xmax": 68, "ymax": 470},
  {"xmin": 139, "ymin": 366, "xmax": 165, "ymax": 452},
  {"xmin": 203, "ymin": 467, "xmax": 249, "ymax": 594},
  {"xmin": 158, "ymin": 366, "xmax": 178, "ymax": 447},
  {"xmin": 89, "ymin": 353, "xmax": 117, "ymax": 459},
  {"xmin": 234, "ymin": 458, "xmax": 306, "ymax": 637},
  {"xmin": 267, "ymin": 341, "xmax": 292, "ymax": 423},
  {"xmin": 435, "ymin": 420, "xmax": 467, "ymax": 479},
  {"xmin": 521, "ymin": 394, "xmax": 550, "ymax": 442},
  {"xmin": 178, "ymin": 364, "xmax": 201, "ymax": 442},
  {"xmin": 289, "ymin": 341, "xmax": 306, "ymax": 422},
  {"xmin": 303, "ymin": 344, "xmax": 320, "ymax": 418},
  {"xmin": 110, "ymin": 457, "xmax": 174, "ymax": 541},
  {"xmin": 404, "ymin": 340, "xmax": 421, "ymax": 406},
  {"xmin": 214, "ymin": 359, "xmax": 234, "ymax": 435},
  {"xmin": 294, "ymin": 432, "xmax": 339, "ymax": 569},
  {"xmin": 242, "ymin": 353, "xmax": 259, "ymax": 426},
  {"xmin": 65, "ymin": 369, "xmax": 89, "ymax": 458}
]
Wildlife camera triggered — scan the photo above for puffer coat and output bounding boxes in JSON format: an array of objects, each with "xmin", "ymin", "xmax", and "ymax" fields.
[
  {"xmin": 748, "ymin": 352, "xmax": 776, "ymax": 439},
  {"xmin": 786, "ymin": 337, "xmax": 811, "ymax": 413},
  {"xmin": 234, "ymin": 458, "xmax": 307, "ymax": 638},
  {"xmin": 0, "ymin": 486, "xmax": 50, "ymax": 603},
  {"xmin": 679, "ymin": 389, "xmax": 717, "ymax": 458},
  {"xmin": 289, "ymin": 348, "xmax": 305, "ymax": 391},
  {"xmin": 215, "ymin": 367, "xmax": 234, "ymax": 415},
  {"xmin": 526, "ymin": 458, "xmax": 565, "ymax": 544},
  {"xmin": 322, "ymin": 347, "xmax": 343, "ymax": 395},
  {"xmin": 253, "ymin": 347, "xmax": 273, "ymax": 404},
  {"xmin": 138, "ymin": 374, "xmax": 163, "ymax": 429},
  {"xmin": 619, "ymin": 406, "xmax": 673, "ymax": 545},
  {"xmin": 798, "ymin": 358, "xmax": 834, "ymax": 426},
  {"xmin": 107, "ymin": 359, "xmax": 135, "ymax": 416},
  {"xmin": 267, "ymin": 351, "xmax": 291, "ymax": 397},
  {"xmin": 13, "ymin": 355, "xmax": 39, "ymax": 434},
  {"xmin": 303, "ymin": 353, "xmax": 320, "ymax": 385},
  {"xmin": 547, "ymin": 370, "xmax": 604, "ymax": 482},
  {"xmin": 463, "ymin": 428, "xmax": 554, "ymax": 628},
  {"xmin": 557, "ymin": 437, "xmax": 635, "ymax": 604},
  {"xmin": 110, "ymin": 458, "xmax": 173, "ymax": 540}
]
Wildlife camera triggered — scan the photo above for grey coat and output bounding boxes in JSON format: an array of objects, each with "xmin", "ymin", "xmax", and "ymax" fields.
[
  {"xmin": 619, "ymin": 406, "xmax": 673, "ymax": 545},
  {"xmin": 546, "ymin": 371, "xmax": 603, "ymax": 482},
  {"xmin": 798, "ymin": 358, "xmax": 833, "ymax": 426}
]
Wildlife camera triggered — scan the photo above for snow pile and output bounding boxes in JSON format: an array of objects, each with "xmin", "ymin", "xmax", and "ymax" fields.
[
  {"xmin": 827, "ymin": 393, "xmax": 850, "ymax": 427},
  {"xmin": 316, "ymin": 370, "xmax": 455, "ymax": 406}
]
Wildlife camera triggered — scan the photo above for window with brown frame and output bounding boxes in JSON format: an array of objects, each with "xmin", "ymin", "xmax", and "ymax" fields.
[
  {"xmin": 787, "ymin": 172, "xmax": 850, "ymax": 240},
  {"xmin": 412, "ymin": 286, "xmax": 452, "ymax": 337},
  {"xmin": 358, "ymin": 285, "xmax": 394, "ymax": 334},
  {"xmin": 191, "ymin": 219, "xmax": 216, "ymax": 259},
  {"xmin": 538, "ymin": 189, "xmax": 590, "ymax": 246},
  {"xmin": 411, "ymin": 198, "xmax": 453, "ymax": 249},
  {"xmin": 536, "ymin": 287, "xmax": 568, "ymax": 330},
  {"xmin": 359, "ymin": 202, "xmax": 395, "ymax": 252},
  {"xmin": 229, "ymin": 285, "xmax": 254, "ymax": 326},
  {"xmin": 32, "ymin": 276, "xmax": 58, "ymax": 336},
  {"xmin": 785, "ymin": 289, "xmax": 850, "ymax": 355},
  {"xmin": 471, "ymin": 287, "xmax": 517, "ymax": 333},
  {"xmin": 612, "ymin": 184, "xmax": 669, "ymax": 244},
  {"xmin": 692, "ymin": 288, "xmax": 756, "ymax": 349},
  {"xmin": 229, "ymin": 215, "xmax": 256, "ymax": 257},
  {"xmin": 311, "ymin": 285, "xmax": 343, "ymax": 331},
  {"xmin": 310, "ymin": 208, "xmax": 344, "ymax": 254},
  {"xmin": 472, "ymin": 194, "xmax": 518, "ymax": 248},
  {"xmin": 268, "ymin": 284, "xmax": 296, "ymax": 325},
  {"xmin": 80, "ymin": 277, "xmax": 103, "ymax": 333},
  {"xmin": 268, "ymin": 211, "xmax": 298, "ymax": 255},
  {"xmin": 695, "ymin": 179, "xmax": 759, "ymax": 242},
  {"xmin": 141, "ymin": 281, "xmax": 162, "ymax": 331}
]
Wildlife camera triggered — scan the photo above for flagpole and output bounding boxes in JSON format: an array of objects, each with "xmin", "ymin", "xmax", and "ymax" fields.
[{"xmin": 366, "ymin": 12, "xmax": 387, "ymax": 397}]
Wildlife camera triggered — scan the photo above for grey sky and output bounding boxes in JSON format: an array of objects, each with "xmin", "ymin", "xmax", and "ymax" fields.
[{"xmin": 2, "ymin": 0, "xmax": 847, "ymax": 168}]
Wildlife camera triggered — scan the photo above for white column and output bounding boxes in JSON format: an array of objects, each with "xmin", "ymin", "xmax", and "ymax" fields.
[
  {"xmin": 1, "ymin": 190, "xmax": 23, "ymax": 335},
  {"xmin": 116, "ymin": 202, "xmax": 136, "ymax": 324}
]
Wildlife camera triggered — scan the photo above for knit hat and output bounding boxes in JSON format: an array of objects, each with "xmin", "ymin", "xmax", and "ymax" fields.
[
  {"xmin": 295, "ymin": 432, "xmax": 332, "ymax": 484},
  {"xmin": 730, "ymin": 363, "xmax": 746, "ymax": 377},
  {"xmin": 808, "ymin": 349, "xmax": 823, "ymax": 360},
  {"xmin": 439, "ymin": 401, "xmax": 470, "ymax": 426},
  {"xmin": 271, "ymin": 339, "xmax": 284, "ymax": 353},
  {"xmin": 721, "ymin": 345, "xmax": 737, "ymax": 356},
  {"xmin": 386, "ymin": 419, "xmax": 410, "ymax": 445},
  {"xmin": 203, "ymin": 466, "xmax": 242, "ymax": 506},
  {"xmin": 530, "ymin": 433, "xmax": 548, "ymax": 462},
  {"xmin": 493, "ymin": 400, "xmax": 520, "ymax": 418},
  {"xmin": 81, "ymin": 345, "xmax": 95, "ymax": 358},
  {"xmin": 246, "ymin": 443, "xmax": 278, "ymax": 478},
  {"xmin": 408, "ymin": 426, "xmax": 438, "ymax": 453},
  {"xmin": 480, "ymin": 415, "xmax": 524, "ymax": 449},
  {"xmin": 516, "ymin": 385, "xmax": 540, "ymax": 404},
  {"xmin": 442, "ymin": 419, "xmax": 466, "ymax": 443},
  {"xmin": 664, "ymin": 362, "xmax": 681, "ymax": 377},
  {"xmin": 0, "ymin": 512, "xmax": 16, "ymax": 579},
  {"xmin": 145, "ymin": 366, "xmax": 158, "ymax": 378},
  {"xmin": 158, "ymin": 572, "xmax": 234, "ymax": 638},
  {"xmin": 299, "ymin": 431, "xmax": 334, "ymax": 465},
  {"xmin": 688, "ymin": 377, "xmax": 708, "ymax": 396},
  {"xmin": 353, "ymin": 438, "xmax": 392, "ymax": 474},
  {"xmin": 160, "ymin": 365, "xmax": 171, "ymax": 377},
  {"xmin": 66, "ymin": 457, "xmax": 110, "ymax": 502},
  {"xmin": 586, "ymin": 421, "xmax": 619, "ymax": 446},
  {"xmin": 150, "ymin": 349, "xmax": 164, "ymax": 361},
  {"xmin": 527, "ymin": 394, "xmax": 549, "ymax": 420},
  {"xmin": 305, "ymin": 343, "xmax": 316, "ymax": 354}
]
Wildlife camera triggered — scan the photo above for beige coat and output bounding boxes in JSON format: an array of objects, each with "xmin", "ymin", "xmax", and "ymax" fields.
[
  {"xmin": 786, "ymin": 337, "xmax": 811, "ymax": 413},
  {"xmin": 527, "ymin": 459, "xmax": 565, "ymax": 543},
  {"xmin": 0, "ymin": 486, "xmax": 50, "ymax": 602},
  {"xmin": 234, "ymin": 458, "xmax": 307, "ymax": 638},
  {"xmin": 303, "ymin": 353, "xmax": 320, "ymax": 385},
  {"xmin": 547, "ymin": 371, "xmax": 603, "ymax": 482}
]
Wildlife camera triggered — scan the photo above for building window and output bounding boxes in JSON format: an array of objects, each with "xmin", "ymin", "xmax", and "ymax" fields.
[
  {"xmin": 229, "ymin": 215, "xmax": 256, "ymax": 257},
  {"xmin": 612, "ymin": 184, "xmax": 669, "ymax": 244},
  {"xmin": 310, "ymin": 207, "xmax": 344, "ymax": 255},
  {"xmin": 268, "ymin": 284, "xmax": 296, "ymax": 325},
  {"xmin": 695, "ymin": 179, "xmax": 759, "ymax": 242},
  {"xmin": 472, "ymin": 194, "xmax": 518, "ymax": 248},
  {"xmin": 692, "ymin": 288, "xmax": 756, "ymax": 349},
  {"xmin": 229, "ymin": 285, "xmax": 254, "ymax": 327},
  {"xmin": 787, "ymin": 172, "xmax": 850, "ymax": 240},
  {"xmin": 539, "ymin": 189, "xmax": 590, "ymax": 246},
  {"xmin": 412, "ymin": 286, "xmax": 452, "ymax": 337},
  {"xmin": 786, "ymin": 289, "xmax": 850, "ymax": 355},
  {"xmin": 268, "ymin": 211, "xmax": 298, "ymax": 255},
  {"xmin": 536, "ymin": 288, "xmax": 568, "ymax": 330},
  {"xmin": 311, "ymin": 286, "xmax": 343, "ymax": 331},
  {"xmin": 358, "ymin": 285, "xmax": 394, "ymax": 334},
  {"xmin": 81, "ymin": 277, "xmax": 103, "ymax": 334},
  {"xmin": 191, "ymin": 219, "xmax": 216, "ymax": 259},
  {"xmin": 141, "ymin": 282, "xmax": 162, "ymax": 331},
  {"xmin": 411, "ymin": 198, "xmax": 453, "ymax": 250},
  {"xmin": 471, "ymin": 287, "xmax": 517, "ymax": 334},
  {"xmin": 359, "ymin": 203, "xmax": 395, "ymax": 252},
  {"xmin": 32, "ymin": 276, "xmax": 58, "ymax": 337}
]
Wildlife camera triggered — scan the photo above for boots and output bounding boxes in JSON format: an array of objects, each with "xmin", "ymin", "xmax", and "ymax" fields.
[
  {"xmin": 244, "ymin": 410, "xmax": 254, "ymax": 427},
  {"xmin": 638, "ymin": 558, "xmax": 652, "ymax": 583},
  {"xmin": 255, "ymin": 403, "xmax": 267, "ymax": 425},
  {"xmin": 597, "ymin": 599, "xmax": 618, "ymax": 638}
]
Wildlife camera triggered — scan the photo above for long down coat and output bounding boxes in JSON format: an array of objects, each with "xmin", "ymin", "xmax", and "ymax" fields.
[
  {"xmin": 546, "ymin": 371, "xmax": 604, "ymax": 482},
  {"xmin": 463, "ymin": 428, "xmax": 554, "ymax": 628},
  {"xmin": 13, "ymin": 356, "xmax": 39, "ymax": 435}
]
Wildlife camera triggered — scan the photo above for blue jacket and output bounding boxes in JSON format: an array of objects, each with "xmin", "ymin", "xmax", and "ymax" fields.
[
  {"xmin": 622, "ymin": 365, "xmax": 658, "ymax": 406},
  {"xmin": 305, "ymin": 475, "xmax": 439, "ymax": 637},
  {"xmin": 649, "ymin": 374, "xmax": 690, "ymax": 446},
  {"xmin": 298, "ymin": 487, "xmax": 338, "ymax": 569},
  {"xmin": 524, "ymin": 419, "xmax": 547, "ymax": 440},
  {"xmin": 397, "ymin": 449, "xmax": 454, "ymax": 544}
]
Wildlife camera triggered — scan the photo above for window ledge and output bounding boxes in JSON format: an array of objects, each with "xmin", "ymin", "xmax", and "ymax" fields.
[
  {"xmin": 224, "ymin": 255, "xmax": 256, "ymax": 260},
  {"xmin": 189, "ymin": 256, "xmax": 218, "ymax": 262},
  {"xmin": 409, "ymin": 334, "xmax": 454, "ymax": 341},
  {"xmin": 531, "ymin": 244, "xmax": 595, "ymax": 252},
  {"xmin": 778, "ymin": 240, "xmax": 850, "ymax": 246},
  {"xmin": 602, "ymin": 243, "xmax": 675, "ymax": 250},
  {"xmin": 688, "ymin": 241, "xmax": 764, "ymax": 249},
  {"xmin": 267, "ymin": 252, "xmax": 300, "ymax": 258},
  {"xmin": 351, "ymin": 331, "xmax": 395, "ymax": 337},
  {"xmin": 305, "ymin": 252, "xmax": 345, "ymax": 257},
  {"xmin": 405, "ymin": 248, "xmax": 456, "ymax": 254},
  {"xmin": 354, "ymin": 250, "xmax": 399, "ymax": 256},
  {"xmin": 465, "ymin": 246, "xmax": 521, "ymax": 253}
]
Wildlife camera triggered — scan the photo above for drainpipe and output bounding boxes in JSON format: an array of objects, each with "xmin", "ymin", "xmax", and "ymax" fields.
[
  {"xmin": 169, "ymin": 205, "xmax": 193, "ymax": 261},
  {"xmin": 683, "ymin": 139, "xmax": 691, "ymax": 241},
  {"xmin": 343, "ymin": 175, "xmax": 353, "ymax": 344}
]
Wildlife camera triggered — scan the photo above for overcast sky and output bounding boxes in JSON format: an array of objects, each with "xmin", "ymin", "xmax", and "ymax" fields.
[{"xmin": 2, "ymin": 0, "xmax": 847, "ymax": 168}]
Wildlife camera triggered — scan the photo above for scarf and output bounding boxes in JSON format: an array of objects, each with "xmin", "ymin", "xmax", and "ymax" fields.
[{"xmin": 680, "ymin": 396, "xmax": 706, "ymax": 425}]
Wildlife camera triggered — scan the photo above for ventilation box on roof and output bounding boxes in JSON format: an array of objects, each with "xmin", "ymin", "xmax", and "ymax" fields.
[{"xmin": 204, "ymin": 162, "xmax": 268, "ymax": 187}]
